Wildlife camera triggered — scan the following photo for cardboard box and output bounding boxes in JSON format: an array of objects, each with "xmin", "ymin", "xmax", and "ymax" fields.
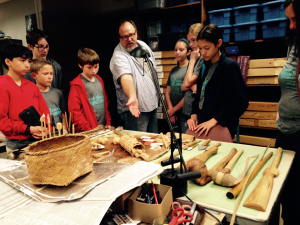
[
  {"xmin": 162, "ymin": 78, "xmax": 168, "ymax": 85},
  {"xmin": 249, "ymin": 58, "xmax": 286, "ymax": 68},
  {"xmin": 155, "ymin": 58, "xmax": 177, "ymax": 65},
  {"xmin": 240, "ymin": 111, "xmax": 277, "ymax": 120},
  {"xmin": 157, "ymin": 112, "xmax": 163, "ymax": 119},
  {"xmin": 157, "ymin": 72, "xmax": 164, "ymax": 79},
  {"xmin": 153, "ymin": 51, "xmax": 174, "ymax": 59},
  {"xmin": 233, "ymin": 135, "xmax": 276, "ymax": 147},
  {"xmin": 111, "ymin": 189, "xmax": 137, "ymax": 211},
  {"xmin": 248, "ymin": 68, "xmax": 282, "ymax": 76},
  {"xmin": 247, "ymin": 101, "xmax": 278, "ymax": 112},
  {"xmin": 246, "ymin": 76, "xmax": 278, "ymax": 85},
  {"xmin": 128, "ymin": 184, "xmax": 173, "ymax": 223},
  {"xmin": 157, "ymin": 106, "xmax": 162, "ymax": 113}
]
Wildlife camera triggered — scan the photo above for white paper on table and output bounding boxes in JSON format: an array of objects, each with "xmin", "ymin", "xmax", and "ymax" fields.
[
  {"xmin": 0, "ymin": 181, "xmax": 33, "ymax": 218},
  {"xmin": 82, "ymin": 161, "xmax": 161, "ymax": 201},
  {"xmin": 0, "ymin": 200, "xmax": 113, "ymax": 225}
]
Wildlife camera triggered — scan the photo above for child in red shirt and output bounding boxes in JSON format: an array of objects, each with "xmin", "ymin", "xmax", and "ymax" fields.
[
  {"xmin": 68, "ymin": 48, "xmax": 111, "ymax": 132},
  {"xmin": 0, "ymin": 44, "xmax": 50, "ymax": 159}
]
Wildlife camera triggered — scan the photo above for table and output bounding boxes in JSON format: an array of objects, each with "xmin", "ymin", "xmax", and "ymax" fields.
[{"xmin": 150, "ymin": 138, "xmax": 294, "ymax": 225}]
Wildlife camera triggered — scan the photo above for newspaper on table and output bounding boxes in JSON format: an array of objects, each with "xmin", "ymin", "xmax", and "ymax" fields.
[{"xmin": 0, "ymin": 159, "xmax": 163, "ymax": 225}]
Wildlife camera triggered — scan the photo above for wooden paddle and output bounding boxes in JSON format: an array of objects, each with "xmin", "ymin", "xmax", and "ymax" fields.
[{"xmin": 243, "ymin": 147, "xmax": 283, "ymax": 211}]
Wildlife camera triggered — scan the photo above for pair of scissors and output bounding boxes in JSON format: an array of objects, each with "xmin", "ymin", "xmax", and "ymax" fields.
[
  {"xmin": 169, "ymin": 202, "xmax": 193, "ymax": 225},
  {"xmin": 169, "ymin": 208, "xmax": 193, "ymax": 225}
]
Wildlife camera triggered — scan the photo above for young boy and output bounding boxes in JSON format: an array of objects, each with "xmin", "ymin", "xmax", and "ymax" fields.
[
  {"xmin": 30, "ymin": 58, "xmax": 67, "ymax": 132},
  {"xmin": 68, "ymin": 48, "xmax": 111, "ymax": 132},
  {"xmin": 24, "ymin": 29, "xmax": 62, "ymax": 89},
  {"xmin": 0, "ymin": 44, "xmax": 50, "ymax": 159}
]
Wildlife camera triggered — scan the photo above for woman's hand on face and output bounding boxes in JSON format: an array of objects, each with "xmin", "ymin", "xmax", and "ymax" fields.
[
  {"xmin": 187, "ymin": 114, "xmax": 198, "ymax": 131},
  {"xmin": 190, "ymin": 49, "xmax": 200, "ymax": 61},
  {"xmin": 194, "ymin": 118, "xmax": 218, "ymax": 136}
]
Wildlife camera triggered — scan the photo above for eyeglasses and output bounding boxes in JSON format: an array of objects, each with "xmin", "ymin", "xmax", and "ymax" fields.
[
  {"xmin": 120, "ymin": 31, "xmax": 136, "ymax": 41},
  {"xmin": 34, "ymin": 45, "xmax": 50, "ymax": 51}
]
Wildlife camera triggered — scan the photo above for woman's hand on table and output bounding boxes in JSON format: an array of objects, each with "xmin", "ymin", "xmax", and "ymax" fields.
[
  {"xmin": 194, "ymin": 118, "xmax": 218, "ymax": 136},
  {"xmin": 187, "ymin": 114, "xmax": 198, "ymax": 131}
]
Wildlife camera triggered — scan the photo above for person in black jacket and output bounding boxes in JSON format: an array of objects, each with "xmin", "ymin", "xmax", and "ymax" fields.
[{"xmin": 187, "ymin": 24, "xmax": 248, "ymax": 138}]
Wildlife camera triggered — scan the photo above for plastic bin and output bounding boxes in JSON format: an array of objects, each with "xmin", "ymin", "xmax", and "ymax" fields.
[
  {"xmin": 261, "ymin": 17, "xmax": 287, "ymax": 38},
  {"xmin": 148, "ymin": 36, "xmax": 159, "ymax": 49},
  {"xmin": 218, "ymin": 24, "xmax": 232, "ymax": 43},
  {"xmin": 137, "ymin": 0, "xmax": 166, "ymax": 10},
  {"xmin": 233, "ymin": 21, "xmax": 259, "ymax": 41},
  {"xmin": 188, "ymin": 18, "xmax": 201, "ymax": 27},
  {"xmin": 233, "ymin": 4, "xmax": 260, "ymax": 24},
  {"xmin": 166, "ymin": 0, "xmax": 186, "ymax": 7},
  {"xmin": 227, "ymin": 46, "xmax": 240, "ymax": 55},
  {"xmin": 170, "ymin": 20, "xmax": 187, "ymax": 32},
  {"xmin": 261, "ymin": 0, "xmax": 285, "ymax": 20},
  {"xmin": 146, "ymin": 21, "xmax": 162, "ymax": 37},
  {"xmin": 158, "ymin": 32, "xmax": 186, "ymax": 49},
  {"xmin": 208, "ymin": 8, "xmax": 232, "ymax": 26}
]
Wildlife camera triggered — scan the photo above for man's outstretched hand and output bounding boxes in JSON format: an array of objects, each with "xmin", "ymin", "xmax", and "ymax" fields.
[{"xmin": 126, "ymin": 97, "xmax": 140, "ymax": 118}]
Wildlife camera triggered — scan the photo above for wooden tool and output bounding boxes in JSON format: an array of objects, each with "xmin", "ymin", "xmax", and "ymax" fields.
[
  {"xmin": 47, "ymin": 114, "xmax": 51, "ymax": 138},
  {"xmin": 53, "ymin": 126, "xmax": 55, "ymax": 137},
  {"xmin": 228, "ymin": 146, "xmax": 270, "ymax": 225},
  {"xmin": 69, "ymin": 112, "xmax": 72, "ymax": 132},
  {"xmin": 227, "ymin": 151, "xmax": 273, "ymax": 199},
  {"xmin": 56, "ymin": 122, "xmax": 62, "ymax": 136},
  {"xmin": 211, "ymin": 149, "xmax": 244, "ymax": 186},
  {"xmin": 183, "ymin": 139, "xmax": 201, "ymax": 150},
  {"xmin": 62, "ymin": 114, "xmax": 66, "ymax": 135},
  {"xmin": 198, "ymin": 139, "xmax": 211, "ymax": 151},
  {"xmin": 205, "ymin": 142, "xmax": 221, "ymax": 151},
  {"xmin": 113, "ymin": 130, "xmax": 124, "ymax": 136},
  {"xmin": 42, "ymin": 114, "xmax": 46, "ymax": 138},
  {"xmin": 186, "ymin": 146, "xmax": 219, "ymax": 185},
  {"xmin": 243, "ymin": 148, "xmax": 283, "ymax": 211},
  {"xmin": 65, "ymin": 112, "xmax": 68, "ymax": 133},
  {"xmin": 160, "ymin": 132, "xmax": 170, "ymax": 148},
  {"xmin": 40, "ymin": 117, "xmax": 44, "ymax": 140},
  {"xmin": 197, "ymin": 148, "xmax": 238, "ymax": 186}
]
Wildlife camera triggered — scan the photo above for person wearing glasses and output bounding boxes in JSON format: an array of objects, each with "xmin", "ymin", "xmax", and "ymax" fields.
[
  {"xmin": 24, "ymin": 29, "xmax": 62, "ymax": 89},
  {"xmin": 110, "ymin": 19, "xmax": 158, "ymax": 133}
]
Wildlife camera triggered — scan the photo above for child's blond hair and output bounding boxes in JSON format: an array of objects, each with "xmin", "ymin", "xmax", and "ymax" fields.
[
  {"xmin": 30, "ymin": 58, "xmax": 53, "ymax": 74},
  {"xmin": 189, "ymin": 23, "xmax": 204, "ymax": 36},
  {"xmin": 78, "ymin": 48, "xmax": 100, "ymax": 67}
]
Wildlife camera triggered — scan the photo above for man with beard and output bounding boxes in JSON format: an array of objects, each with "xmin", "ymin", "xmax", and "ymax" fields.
[{"xmin": 110, "ymin": 19, "xmax": 158, "ymax": 133}]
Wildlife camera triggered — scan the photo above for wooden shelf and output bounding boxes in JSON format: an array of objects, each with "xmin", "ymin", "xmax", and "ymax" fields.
[
  {"xmin": 239, "ymin": 125, "xmax": 278, "ymax": 131},
  {"xmin": 226, "ymin": 37, "xmax": 287, "ymax": 46},
  {"xmin": 247, "ymin": 84, "xmax": 280, "ymax": 87},
  {"xmin": 137, "ymin": 2, "xmax": 201, "ymax": 13}
]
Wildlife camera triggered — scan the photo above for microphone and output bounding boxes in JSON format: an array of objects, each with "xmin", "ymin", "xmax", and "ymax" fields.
[{"xmin": 130, "ymin": 46, "xmax": 150, "ymax": 58}]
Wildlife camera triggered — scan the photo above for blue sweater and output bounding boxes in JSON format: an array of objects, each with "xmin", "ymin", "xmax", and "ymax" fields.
[{"xmin": 191, "ymin": 51, "xmax": 249, "ymax": 136}]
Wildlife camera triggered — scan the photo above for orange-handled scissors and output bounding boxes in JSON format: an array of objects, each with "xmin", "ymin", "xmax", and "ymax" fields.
[
  {"xmin": 172, "ymin": 202, "xmax": 192, "ymax": 214},
  {"xmin": 169, "ymin": 208, "xmax": 193, "ymax": 225}
]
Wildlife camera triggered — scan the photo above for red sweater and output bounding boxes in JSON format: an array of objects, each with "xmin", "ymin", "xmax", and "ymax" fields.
[
  {"xmin": 68, "ymin": 74, "xmax": 111, "ymax": 132},
  {"xmin": 0, "ymin": 75, "xmax": 50, "ymax": 140}
]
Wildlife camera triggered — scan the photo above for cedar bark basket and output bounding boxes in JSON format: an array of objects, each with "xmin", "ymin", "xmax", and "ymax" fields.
[{"xmin": 25, "ymin": 134, "xmax": 93, "ymax": 186}]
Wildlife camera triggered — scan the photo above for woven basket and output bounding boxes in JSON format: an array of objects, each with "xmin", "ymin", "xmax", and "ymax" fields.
[
  {"xmin": 25, "ymin": 134, "xmax": 93, "ymax": 186},
  {"xmin": 120, "ymin": 135, "xmax": 149, "ymax": 161}
]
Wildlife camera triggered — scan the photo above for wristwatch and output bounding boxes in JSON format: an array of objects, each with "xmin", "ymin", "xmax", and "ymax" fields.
[{"xmin": 25, "ymin": 125, "xmax": 31, "ymax": 135}]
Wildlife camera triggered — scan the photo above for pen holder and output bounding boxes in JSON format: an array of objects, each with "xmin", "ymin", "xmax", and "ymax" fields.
[{"xmin": 128, "ymin": 183, "xmax": 173, "ymax": 223}]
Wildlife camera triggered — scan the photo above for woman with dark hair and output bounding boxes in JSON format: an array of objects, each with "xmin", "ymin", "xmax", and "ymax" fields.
[
  {"xmin": 186, "ymin": 24, "xmax": 248, "ymax": 139},
  {"xmin": 275, "ymin": 0, "xmax": 300, "ymax": 224}
]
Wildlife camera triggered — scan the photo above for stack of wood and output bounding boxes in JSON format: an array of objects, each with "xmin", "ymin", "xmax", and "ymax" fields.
[
  {"xmin": 154, "ymin": 50, "xmax": 177, "ymax": 120},
  {"xmin": 235, "ymin": 101, "xmax": 278, "ymax": 147},
  {"xmin": 246, "ymin": 57, "xmax": 286, "ymax": 85}
]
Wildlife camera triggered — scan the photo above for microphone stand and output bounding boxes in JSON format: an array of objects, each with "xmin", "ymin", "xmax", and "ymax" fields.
[{"xmin": 130, "ymin": 46, "xmax": 201, "ymax": 198}]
